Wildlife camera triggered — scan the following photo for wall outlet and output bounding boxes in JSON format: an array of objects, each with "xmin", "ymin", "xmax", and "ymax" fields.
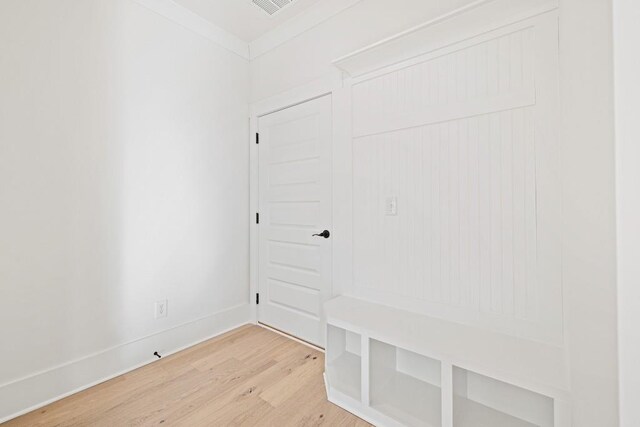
[{"xmin": 155, "ymin": 299, "xmax": 168, "ymax": 319}]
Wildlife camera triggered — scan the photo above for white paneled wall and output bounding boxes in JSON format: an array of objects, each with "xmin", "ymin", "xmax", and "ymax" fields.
[
  {"xmin": 352, "ymin": 28, "xmax": 535, "ymax": 138},
  {"xmin": 351, "ymin": 13, "xmax": 561, "ymax": 344},
  {"xmin": 354, "ymin": 110, "xmax": 538, "ymax": 317}
]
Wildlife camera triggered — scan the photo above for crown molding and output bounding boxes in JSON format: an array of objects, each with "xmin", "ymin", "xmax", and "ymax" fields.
[
  {"xmin": 249, "ymin": 0, "xmax": 364, "ymax": 59},
  {"xmin": 134, "ymin": 0, "xmax": 365, "ymax": 61},
  {"xmin": 134, "ymin": 0, "xmax": 250, "ymax": 60},
  {"xmin": 333, "ymin": 0, "xmax": 559, "ymax": 78}
]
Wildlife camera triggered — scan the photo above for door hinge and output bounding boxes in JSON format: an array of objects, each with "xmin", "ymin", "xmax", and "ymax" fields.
[
  {"xmin": 256, "ymin": 133, "xmax": 259, "ymax": 145},
  {"xmin": 256, "ymin": 293, "xmax": 260, "ymax": 305},
  {"xmin": 256, "ymin": 212, "xmax": 260, "ymax": 224}
]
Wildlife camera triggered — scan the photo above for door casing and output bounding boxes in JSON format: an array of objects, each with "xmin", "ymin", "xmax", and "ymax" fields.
[{"xmin": 249, "ymin": 72, "xmax": 354, "ymax": 348}]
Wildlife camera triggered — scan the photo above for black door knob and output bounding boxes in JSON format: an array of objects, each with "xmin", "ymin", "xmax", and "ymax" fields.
[{"xmin": 312, "ymin": 230, "xmax": 330, "ymax": 239}]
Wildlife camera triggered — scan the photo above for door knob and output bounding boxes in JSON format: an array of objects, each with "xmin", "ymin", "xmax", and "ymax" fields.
[{"xmin": 312, "ymin": 230, "xmax": 330, "ymax": 239}]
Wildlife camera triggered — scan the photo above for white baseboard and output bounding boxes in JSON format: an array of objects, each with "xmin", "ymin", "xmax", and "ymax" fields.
[
  {"xmin": 257, "ymin": 322, "xmax": 325, "ymax": 353},
  {"xmin": 0, "ymin": 303, "xmax": 252, "ymax": 423}
]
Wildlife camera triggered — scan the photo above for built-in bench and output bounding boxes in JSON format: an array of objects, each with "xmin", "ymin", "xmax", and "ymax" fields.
[{"xmin": 324, "ymin": 296, "xmax": 570, "ymax": 427}]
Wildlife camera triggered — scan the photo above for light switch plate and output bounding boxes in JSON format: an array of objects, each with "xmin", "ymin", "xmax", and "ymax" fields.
[
  {"xmin": 385, "ymin": 196, "xmax": 398, "ymax": 216},
  {"xmin": 155, "ymin": 299, "xmax": 168, "ymax": 319}
]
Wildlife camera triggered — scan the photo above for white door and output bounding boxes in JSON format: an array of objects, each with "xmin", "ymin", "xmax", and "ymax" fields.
[{"xmin": 257, "ymin": 95, "xmax": 332, "ymax": 347}]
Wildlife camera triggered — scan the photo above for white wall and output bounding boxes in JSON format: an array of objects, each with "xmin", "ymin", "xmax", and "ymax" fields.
[
  {"xmin": 559, "ymin": 0, "xmax": 619, "ymax": 425},
  {"xmin": 251, "ymin": 0, "xmax": 620, "ymax": 425},
  {"xmin": 613, "ymin": 1, "xmax": 640, "ymax": 425},
  {"xmin": 0, "ymin": 0, "xmax": 622, "ymax": 424},
  {"xmin": 0, "ymin": 0, "xmax": 249, "ymax": 420}
]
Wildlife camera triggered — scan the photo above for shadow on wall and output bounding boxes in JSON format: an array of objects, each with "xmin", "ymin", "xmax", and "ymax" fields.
[
  {"xmin": 0, "ymin": 0, "xmax": 250, "ymax": 410},
  {"xmin": 0, "ymin": 0, "xmax": 128, "ymax": 388}
]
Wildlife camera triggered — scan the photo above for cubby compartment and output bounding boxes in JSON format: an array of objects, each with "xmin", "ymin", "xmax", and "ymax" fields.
[
  {"xmin": 370, "ymin": 339, "xmax": 442, "ymax": 427},
  {"xmin": 453, "ymin": 367, "xmax": 554, "ymax": 427},
  {"xmin": 326, "ymin": 325, "xmax": 362, "ymax": 401}
]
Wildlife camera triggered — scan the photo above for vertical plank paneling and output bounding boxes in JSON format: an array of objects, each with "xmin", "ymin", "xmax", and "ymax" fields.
[
  {"xmin": 487, "ymin": 39, "xmax": 499, "ymax": 97},
  {"xmin": 498, "ymin": 35, "xmax": 511, "ymax": 93},
  {"xmin": 438, "ymin": 58, "xmax": 448, "ymax": 105},
  {"xmin": 511, "ymin": 31, "xmax": 524, "ymax": 90},
  {"xmin": 450, "ymin": 121, "xmax": 461, "ymax": 305},
  {"xmin": 352, "ymin": 137, "xmax": 372, "ymax": 292},
  {"xmin": 489, "ymin": 113, "xmax": 503, "ymax": 313},
  {"xmin": 440, "ymin": 124, "xmax": 451, "ymax": 303},
  {"xmin": 459, "ymin": 119, "xmax": 470, "ymax": 306},
  {"xmin": 431, "ymin": 125, "xmax": 442, "ymax": 302},
  {"xmin": 512, "ymin": 109, "xmax": 527, "ymax": 319},
  {"xmin": 477, "ymin": 42, "xmax": 489, "ymax": 98},
  {"xmin": 350, "ymin": 21, "xmax": 557, "ymax": 342},
  {"xmin": 457, "ymin": 50, "xmax": 467, "ymax": 102},
  {"xmin": 398, "ymin": 130, "xmax": 410, "ymax": 297},
  {"xmin": 468, "ymin": 117, "xmax": 481, "ymax": 309},
  {"xmin": 422, "ymin": 126, "xmax": 433, "ymax": 301},
  {"xmin": 524, "ymin": 107, "xmax": 538, "ymax": 321},
  {"xmin": 522, "ymin": 28, "xmax": 535, "ymax": 95},
  {"xmin": 501, "ymin": 111, "xmax": 515, "ymax": 316},
  {"xmin": 478, "ymin": 115, "xmax": 492, "ymax": 314},
  {"xmin": 381, "ymin": 135, "xmax": 393, "ymax": 293}
]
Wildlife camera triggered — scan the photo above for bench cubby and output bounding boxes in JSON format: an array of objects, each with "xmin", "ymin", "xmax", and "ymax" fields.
[
  {"xmin": 326, "ymin": 325, "xmax": 362, "ymax": 401},
  {"xmin": 324, "ymin": 296, "xmax": 570, "ymax": 427}
]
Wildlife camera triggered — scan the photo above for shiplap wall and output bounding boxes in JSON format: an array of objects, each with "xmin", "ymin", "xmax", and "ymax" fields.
[{"xmin": 351, "ymin": 13, "xmax": 562, "ymax": 344}]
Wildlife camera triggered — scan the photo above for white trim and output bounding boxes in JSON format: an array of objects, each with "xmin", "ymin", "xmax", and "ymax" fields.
[
  {"xmin": 333, "ymin": 0, "xmax": 493, "ymax": 66},
  {"xmin": 333, "ymin": 0, "xmax": 558, "ymax": 77},
  {"xmin": 0, "ymin": 304, "xmax": 252, "ymax": 423},
  {"xmin": 257, "ymin": 323, "xmax": 326, "ymax": 352},
  {"xmin": 250, "ymin": 73, "xmax": 340, "ymax": 117},
  {"xmin": 134, "ymin": 0, "xmax": 365, "ymax": 61},
  {"xmin": 249, "ymin": 71, "xmax": 348, "ymax": 339},
  {"xmin": 249, "ymin": 75, "xmax": 334, "ymax": 337},
  {"xmin": 249, "ymin": 0, "xmax": 364, "ymax": 59},
  {"xmin": 133, "ymin": 0, "xmax": 250, "ymax": 59}
]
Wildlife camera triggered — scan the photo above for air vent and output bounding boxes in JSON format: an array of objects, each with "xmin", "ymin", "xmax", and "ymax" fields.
[{"xmin": 252, "ymin": 0, "xmax": 296, "ymax": 16}]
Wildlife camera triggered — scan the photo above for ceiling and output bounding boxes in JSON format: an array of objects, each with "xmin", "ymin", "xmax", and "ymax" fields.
[{"xmin": 173, "ymin": 0, "xmax": 324, "ymax": 42}]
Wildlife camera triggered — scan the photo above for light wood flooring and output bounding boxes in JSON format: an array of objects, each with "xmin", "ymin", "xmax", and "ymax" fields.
[{"xmin": 4, "ymin": 325, "xmax": 371, "ymax": 427}]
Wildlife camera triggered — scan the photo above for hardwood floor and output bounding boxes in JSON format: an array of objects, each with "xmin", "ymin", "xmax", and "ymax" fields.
[{"xmin": 4, "ymin": 325, "xmax": 371, "ymax": 427}]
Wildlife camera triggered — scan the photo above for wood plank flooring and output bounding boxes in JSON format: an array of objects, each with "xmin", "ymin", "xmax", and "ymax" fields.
[{"xmin": 4, "ymin": 325, "xmax": 371, "ymax": 427}]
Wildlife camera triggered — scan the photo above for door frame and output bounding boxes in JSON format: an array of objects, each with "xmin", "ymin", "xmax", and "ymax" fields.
[{"xmin": 249, "ymin": 70, "xmax": 352, "ymax": 326}]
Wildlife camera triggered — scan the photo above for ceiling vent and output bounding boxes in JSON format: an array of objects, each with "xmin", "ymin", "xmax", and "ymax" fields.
[{"xmin": 252, "ymin": 0, "xmax": 297, "ymax": 16}]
